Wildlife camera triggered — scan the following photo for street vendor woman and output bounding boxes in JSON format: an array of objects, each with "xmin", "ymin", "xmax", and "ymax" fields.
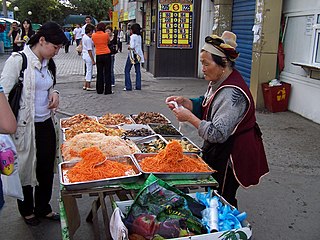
[{"xmin": 166, "ymin": 31, "xmax": 269, "ymax": 207}]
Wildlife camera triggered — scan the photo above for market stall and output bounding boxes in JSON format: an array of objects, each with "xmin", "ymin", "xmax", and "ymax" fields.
[{"xmin": 58, "ymin": 112, "xmax": 249, "ymax": 240}]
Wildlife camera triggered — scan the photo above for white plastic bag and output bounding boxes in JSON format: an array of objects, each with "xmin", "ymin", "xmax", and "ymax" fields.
[
  {"xmin": 110, "ymin": 207, "xmax": 128, "ymax": 240},
  {"xmin": 1, "ymin": 160, "xmax": 24, "ymax": 201}
]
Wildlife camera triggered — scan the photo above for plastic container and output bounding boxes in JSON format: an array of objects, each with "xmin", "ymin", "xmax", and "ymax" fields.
[{"xmin": 262, "ymin": 82, "xmax": 291, "ymax": 113}]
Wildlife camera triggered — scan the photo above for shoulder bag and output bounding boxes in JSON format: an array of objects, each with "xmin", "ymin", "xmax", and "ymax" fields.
[{"xmin": 8, "ymin": 52, "xmax": 27, "ymax": 119}]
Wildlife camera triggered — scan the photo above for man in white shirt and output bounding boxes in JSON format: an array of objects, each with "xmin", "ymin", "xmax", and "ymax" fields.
[
  {"xmin": 81, "ymin": 16, "xmax": 93, "ymax": 36},
  {"xmin": 73, "ymin": 24, "xmax": 82, "ymax": 46}
]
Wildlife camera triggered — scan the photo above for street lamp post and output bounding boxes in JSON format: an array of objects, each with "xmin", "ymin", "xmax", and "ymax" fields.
[{"xmin": 14, "ymin": 6, "xmax": 19, "ymax": 21}]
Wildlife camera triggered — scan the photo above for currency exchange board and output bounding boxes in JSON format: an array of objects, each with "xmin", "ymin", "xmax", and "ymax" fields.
[{"xmin": 158, "ymin": 0, "xmax": 194, "ymax": 49}]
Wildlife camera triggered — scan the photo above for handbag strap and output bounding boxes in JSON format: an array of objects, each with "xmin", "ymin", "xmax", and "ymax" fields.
[{"xmin": 18, "ymin": 52, "xmax": 27, "ymax": 82}]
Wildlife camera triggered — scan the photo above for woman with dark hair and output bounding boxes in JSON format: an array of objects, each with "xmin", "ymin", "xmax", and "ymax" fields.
[
  {"xmin": 14, "ymin": 18, "xmax": 35, "ymax": 51},
  {"xmin": 124, "ymin": 23, "xmax": 144, "ymax": 91},
  {"xmin": 0, "ymin": 21, "xmax": 68, "ymax": 225},
  {"xmin": 92, "ymin": 22, "xmax": 112, "ymax": 94},
  {"xmin": 106, "ymin": 25, "xmax": 117, "ymax": 87},
  {"xmin": 166, "ymin": 31, "xmax": 269, "ymax": 208}
]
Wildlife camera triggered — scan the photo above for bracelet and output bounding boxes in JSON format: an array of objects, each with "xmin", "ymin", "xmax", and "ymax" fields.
[{"xmin": 52, "ymin": 90, "xmax": 60, "ymax": 95}]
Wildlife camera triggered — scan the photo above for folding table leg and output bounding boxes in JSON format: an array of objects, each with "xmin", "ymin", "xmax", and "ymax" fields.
[
  {"xmin": 99, "ymin": 192, "xmax": 111, "ymax": 239},
  {"xmin": 91, "ymin": 199, "xmax": 101, "ymax": 240}
]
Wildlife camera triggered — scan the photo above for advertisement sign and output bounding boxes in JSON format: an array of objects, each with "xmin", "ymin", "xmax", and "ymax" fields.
[{"xmin": 158, "ymin": 0, "xmax": 193, "ymax": 49}]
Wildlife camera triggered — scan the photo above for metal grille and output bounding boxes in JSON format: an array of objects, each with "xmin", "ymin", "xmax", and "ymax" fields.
[{"xmin": 231, "ymin": 0, "xmax": 256, "ymax": 86}]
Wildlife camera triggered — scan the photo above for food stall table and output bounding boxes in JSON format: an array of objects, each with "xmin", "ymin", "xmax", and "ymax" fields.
[{"xmin": 59, "ymin": 177, "xmax": 218, "ymax": 240}]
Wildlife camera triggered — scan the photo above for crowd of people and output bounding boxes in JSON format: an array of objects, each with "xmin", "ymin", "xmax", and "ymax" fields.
[{"xmin": 6, "ymin": 16, "xmax": 141, "ymax": 94}]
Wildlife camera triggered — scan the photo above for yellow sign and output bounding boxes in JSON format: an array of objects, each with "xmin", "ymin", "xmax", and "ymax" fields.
[
  {"xmin": 158, "ymin": 0, "xmax": 193, "ymax": 48},
  {"xmin": 112, "ymin": 11, "xmax": 118, "ymax": 28}
]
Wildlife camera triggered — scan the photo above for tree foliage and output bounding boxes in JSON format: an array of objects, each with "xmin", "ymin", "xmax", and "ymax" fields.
[
  {"xmin": 9, "ymin": 0, "xmax": 113, "ymax": 25},
  {"xmin": 69, "ymin": 0, "xmax": 113, "ymax": 21}
]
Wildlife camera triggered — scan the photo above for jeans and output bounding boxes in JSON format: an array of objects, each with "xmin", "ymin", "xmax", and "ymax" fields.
[
  {"xmin": 111, "ymin": 54, "xmax": 115, "ymax": 85},
  {"xmin": 124, "ymin": 56, "xmax": 141, "ymax": 90}
]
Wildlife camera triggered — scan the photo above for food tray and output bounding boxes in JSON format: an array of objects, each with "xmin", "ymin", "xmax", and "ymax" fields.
[
  {"xmin": 134, "ymin": 134, "xmax": 167, "ymax": 153},
  {"xmin": 164, "ymin": 136, "xmax": 202, "ymax": 154},
  {"xmin": 130, "ymin": 112, "xmax": 171, "ymax": 124},
  {"xmin": 119, "ymin": 124, "xmax": 155, "ymax": 140},
  {"xmin": 59, "ymin": 155, "xmax": 142, "ymax": 190},
  {"xmin": 60, "ymin": 115, "xmax": 98, "ymax": 130},
  {"xmin": 148, "ymin": 123, "xmax": 182, "ymax": 137},
  {"xmin": 97, "ymin": 114, "xmax": 134, "ymax": 127},
  {"xmin": 132, "ymin": 153, "xmax": 214, "ymax": 180}
]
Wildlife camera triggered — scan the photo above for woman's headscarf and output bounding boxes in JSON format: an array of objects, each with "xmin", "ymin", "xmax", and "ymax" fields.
[{"xmin": 202, "ymin": 31, "xmax": 239, "ymax": 62}]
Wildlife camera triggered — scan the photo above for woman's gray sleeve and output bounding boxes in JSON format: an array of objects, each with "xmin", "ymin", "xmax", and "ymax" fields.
[{"xmin": 198, "ymin": 87, "xmax": 248, "ymax": 143}]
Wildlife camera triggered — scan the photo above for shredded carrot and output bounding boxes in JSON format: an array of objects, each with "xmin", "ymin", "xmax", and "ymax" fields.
[
  {"xmin": 66, "ymin": 146, "xmax": 136, "ymax": 183},
  {"xmin": 139, "ymin": 140, "xmax": 213, "ymax": 173}
]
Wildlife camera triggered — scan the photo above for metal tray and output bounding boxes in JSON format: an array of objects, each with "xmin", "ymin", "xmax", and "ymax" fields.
[
  {"xmin": 132, "ymin": 153, "xmax": 214, "ymax": 180},
  {"xmin": 60, "ymin": 115, "xmax": 98, "ymax": 131},
  {"xmin": 119, "ymin": 124, "xmax": 155, "ymax": 140},
  {"xmin": 148, "ymin": 123, "xmax": 182, "ymax": 137},
  {"xmin": 134, "ymin": 134, "xmax": 167, "ymax": 153},
  {"xmin": 130, "ymin": 112, "xmax": 171, "ymax": 124},
  {"xmin": 97, "ymin": 114, "xmax": 134, "ymax": 127},
  {"xmin": 59, "ymin": 155, "xmax": 142, "ymax": 190},
  {"xmin": 164, "ymin": 136, "xmax": 202, "ymax": 154}
]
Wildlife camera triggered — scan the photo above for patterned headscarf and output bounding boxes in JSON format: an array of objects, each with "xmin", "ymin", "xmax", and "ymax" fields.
[{"xmin": 202, "ymin": 31, "xmax": 239, "ymax": 62}]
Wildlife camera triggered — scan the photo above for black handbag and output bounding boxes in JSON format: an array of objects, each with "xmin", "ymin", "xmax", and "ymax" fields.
[{"xmin": 8, "ymin": 52, "xmax": 27, "ymax": 118}]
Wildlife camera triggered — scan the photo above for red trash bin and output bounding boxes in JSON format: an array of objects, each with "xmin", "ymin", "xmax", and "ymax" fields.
[{"xmin": 261, "ymin": 82, "xmax": 291, "ymax": 113}]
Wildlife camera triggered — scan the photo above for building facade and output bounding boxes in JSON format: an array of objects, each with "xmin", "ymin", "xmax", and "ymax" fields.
[{"xmin": 112, "ymin": 0, "xmax": 320, "ymax": 124}]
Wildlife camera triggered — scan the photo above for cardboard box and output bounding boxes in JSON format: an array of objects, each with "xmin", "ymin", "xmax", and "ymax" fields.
[{"xmin": 113, "ymin": 193, "xmax": 252, "ymax": 240}]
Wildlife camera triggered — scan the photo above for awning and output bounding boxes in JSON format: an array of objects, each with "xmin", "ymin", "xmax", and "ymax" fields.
[{"xmin": 64, "ymin": 15, "xmax": 98, "ymax": 25}]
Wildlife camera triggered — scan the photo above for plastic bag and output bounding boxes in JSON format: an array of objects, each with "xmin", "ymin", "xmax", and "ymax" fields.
[
  {"xmin": 1, "ymin": 161, "xmax": 24, "ymax": 200},
  {"xmin": 129, "ymin": 49, "xmax": 141, "ymax": 65},
  {"xmin": 124, "ymin": 174, "xmax": 206, "ymax": 239},
  {"xmin": 0, "ymin": 134, "xmax": 17, "ymax": 176}
]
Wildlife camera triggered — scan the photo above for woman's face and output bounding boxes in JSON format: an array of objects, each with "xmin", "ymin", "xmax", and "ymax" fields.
[
  {"xmin": 23, "ymin": 21, "xmax": 30, "ymax": 29},
  {"xmin": 39, "ymin": 37, "xmax": 62, "ymax": 59},
  {"xmin": 200, "ymin": 51, "xmax": 224, "ymax": 82}
]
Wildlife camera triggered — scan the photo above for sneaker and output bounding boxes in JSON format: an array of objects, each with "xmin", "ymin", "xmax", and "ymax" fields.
[
  {"xmin": 112, "ymin": 84, "xmax": 115, "ymax": 87},
  {"xmin": 86, "ymin": 87, "xmax": 96, "ymax": 91},
  {"xmin": 82, "ymin": 86, "xmax": 86, "ymax": 90},
  {"xmin": 123, "ymin": 88, "xmax": 132, "ymax": 91}
]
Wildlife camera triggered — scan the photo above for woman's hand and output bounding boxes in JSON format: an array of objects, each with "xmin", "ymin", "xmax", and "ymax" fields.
[
  {"xmin": 48, "ymin": 92, "xmax": 59, "ymax": 111},
  {"xmin": 173, "ymin": 107, "xmax": 201, "ymax": 129},
  {"xmin": 165, "ymin": 96, "xmax": 193, "ymax": 111}
]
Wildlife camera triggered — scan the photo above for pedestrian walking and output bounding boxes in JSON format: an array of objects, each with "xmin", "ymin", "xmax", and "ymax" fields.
[
  {"xmin": 73, "ymin": 24, "xmax": 82, "ymax": 47},
  {"xmin": 166, "ymin": 31, "xmax": 269, "ymax": 208},
  {"xmin": 14, "ymin": 19, "xmax": 35, "ymax": 51},
  {"xmin": 117, "ymin": 28, "xmax": 124, "ymax": 53},
  {"xmin": 7, "ymin": 21, "xmax": 20, "ymax": 52},
  {"xmin": 64, "ymin": 28, "xmax": 72, "ymax": 53},
  {"xmin": 124, "ymin": 23, "xmax": 144, "ymax": 91},
  {"xmin": 0, "ymin": 21, "xmax": 69, "ymax": 225}
]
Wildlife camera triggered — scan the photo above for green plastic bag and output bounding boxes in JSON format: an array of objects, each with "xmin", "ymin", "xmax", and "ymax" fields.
[{"xmin": 124, "ymin": 174, "xmax": 206, "ymax": 239}]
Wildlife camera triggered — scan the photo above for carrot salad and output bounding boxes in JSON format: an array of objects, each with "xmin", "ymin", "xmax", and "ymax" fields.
[
  {"xmin": 66, "ymin": 146, "xmax": 135, "ymax": 183},
  {"xmin": 139, "ymin": 140, "xmax": 213, "ymax": 173}
]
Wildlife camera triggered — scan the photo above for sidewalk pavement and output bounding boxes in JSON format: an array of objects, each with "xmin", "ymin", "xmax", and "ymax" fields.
[{"xmin": 0, "ymin": 44, "xmax": 319, "ymax": 240}]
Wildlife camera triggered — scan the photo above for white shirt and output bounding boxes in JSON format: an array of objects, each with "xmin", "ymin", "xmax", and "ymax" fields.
[
  {"xmin": 82, "ymin": 34, "xmax": 95, "ymax": 59},
  {"xmin": 130, "ymin": 34, "xmax": 144, "ymax": 63},
  {"xmin": 73, "ymin": 27, "xmax": 82, "ymax": 40}
]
